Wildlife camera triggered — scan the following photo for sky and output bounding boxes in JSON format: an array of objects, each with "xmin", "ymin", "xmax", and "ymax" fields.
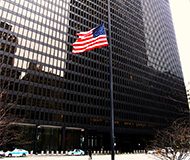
[{"xmin": 169, "ymin": 0, "xmax": 190, "ymax": 85}]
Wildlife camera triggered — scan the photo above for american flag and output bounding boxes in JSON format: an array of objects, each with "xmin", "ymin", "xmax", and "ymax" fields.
[{"xmin": 72, "ymin": 24, "xmax": 108, "ymax": 54}]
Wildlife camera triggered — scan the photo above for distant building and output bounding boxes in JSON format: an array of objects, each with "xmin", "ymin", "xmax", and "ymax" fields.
[
  {"xmin": 0, "ymin": 0, "xmax": 188, "ymax": 153},
  {"xmin": 186, "ymin": 82, "xmax": 190, "ymax": 108}
]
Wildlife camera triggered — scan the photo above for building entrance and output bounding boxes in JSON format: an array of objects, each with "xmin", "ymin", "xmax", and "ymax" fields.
[
  {"xmin": 37, "ymin": 126, "xmax": 60, "ymax": 152},
  {"xmin": 65, "ymin": 128, "xmax": 85, "ymax": 151}
]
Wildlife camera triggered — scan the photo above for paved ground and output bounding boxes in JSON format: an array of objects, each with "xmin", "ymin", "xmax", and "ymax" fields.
[{"xmin": 1, "ymin": 154, "xmax": 168, "ymax": 160}]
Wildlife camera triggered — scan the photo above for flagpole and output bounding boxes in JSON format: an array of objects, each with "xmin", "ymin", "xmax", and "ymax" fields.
[{"xmin": 107, "ymin": 0, "xmax": 115, "ymax": 160}]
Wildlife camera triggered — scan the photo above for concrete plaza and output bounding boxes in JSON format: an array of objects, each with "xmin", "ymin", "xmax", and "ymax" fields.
[{"xmin": 2, "ymin": 154, "xmax": 167, "ymax": 160}]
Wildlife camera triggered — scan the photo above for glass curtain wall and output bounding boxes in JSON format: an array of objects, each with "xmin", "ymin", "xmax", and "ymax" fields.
[{"xmin": 0, "ymin": 0, "xmax": 188, "ymax": 152}]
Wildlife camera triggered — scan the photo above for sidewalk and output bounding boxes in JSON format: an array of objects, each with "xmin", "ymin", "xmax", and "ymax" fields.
[{"xmin": 1, "ymin": 154, "xmax": 164, "ymax": 160}]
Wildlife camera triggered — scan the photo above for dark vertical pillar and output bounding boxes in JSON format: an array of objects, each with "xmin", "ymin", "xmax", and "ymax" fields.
[
  {"xmin": 34, "ymin": 125, "xmax": 39, "ymax": 154},
  {"xmin": 84, "ymin": 129, "xmax": 88, "ymax": 154},
  {"xmin": 61, "ymin": 127, "xmax": 65, "ymax": 151}
]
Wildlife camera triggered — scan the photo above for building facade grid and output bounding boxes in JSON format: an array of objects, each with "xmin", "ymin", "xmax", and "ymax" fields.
[{"xmin": 0, "ymin": 0, "xmax": 188, "ymax": 152}]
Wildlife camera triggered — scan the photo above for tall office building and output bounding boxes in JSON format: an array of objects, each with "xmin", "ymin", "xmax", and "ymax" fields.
[{"xmin": 0, "ymin": 0, "xmax": 188, "ymax": 152}]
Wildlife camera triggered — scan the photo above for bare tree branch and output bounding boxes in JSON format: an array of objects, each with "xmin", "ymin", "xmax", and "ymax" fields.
[
  {"xmin": 149, "ymin": 116, "xmax": 190, "ymax": 160},
  {"xmin": 0, "ymin": 63, "xmax": 31, "ymax": 148}
]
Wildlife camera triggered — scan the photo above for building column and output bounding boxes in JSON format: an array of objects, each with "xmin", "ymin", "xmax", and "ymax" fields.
[
  {"xmin": 61, "ymin": 127, "xmax": 65, "ymax": 151},
  {"xmin": 34, "ymin": 125, "xmax": 40, "ymax": 154},
  {"xmin": 84, "ymin": 129, "xmax": 88, "ymax": 153}
]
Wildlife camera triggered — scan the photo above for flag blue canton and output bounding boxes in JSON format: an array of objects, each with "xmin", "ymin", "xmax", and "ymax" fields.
[{"xmin": 93, "ymin": 24, "xmax": 106, "ymax": 38}]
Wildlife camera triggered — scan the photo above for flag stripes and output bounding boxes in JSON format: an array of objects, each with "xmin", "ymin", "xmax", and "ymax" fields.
[{"xmin": 72, "ymin": 24, "xmax": 108, "ymax": 54}]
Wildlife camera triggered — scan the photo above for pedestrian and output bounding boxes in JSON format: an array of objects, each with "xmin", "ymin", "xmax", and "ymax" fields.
[
  {"xmin": 145, "ymin": 148, "xmax": 147, "ymax": 154},
  {"xmin": 88, "ymin": 148, "xmax": 92, "ymax": 160}
]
